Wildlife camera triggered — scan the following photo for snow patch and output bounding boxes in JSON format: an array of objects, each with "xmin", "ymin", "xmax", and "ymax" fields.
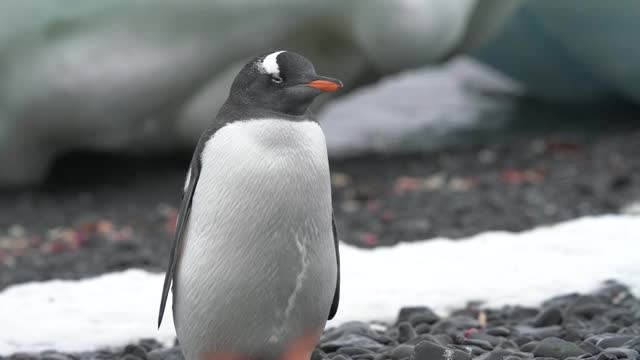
[{"xmin": 1, "ymin": 215, "xmax": 639, "ymax": 355}]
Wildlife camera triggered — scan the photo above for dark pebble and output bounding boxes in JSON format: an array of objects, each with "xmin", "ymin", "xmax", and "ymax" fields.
[
  {"xmin": 511, "ymin": 352, "xmax": 535, "ymax": 358},
  {"xmin": 586, "ymin": 335, "xmax": 615, "ymax": 345},
  {"xmin": 397, "ymin": 322, "xmax": 417, "ymax": 343},
  {"xmin": 596, "ymin": 336, "xmax": 636, "ymax": 349},
  {"xmin": 146, "ymin": 348, "xmax": 183, "ymax": 360},
  {"xmin": 598, "ymin": 325, "xmax": 621, "ymax": 334},
  {"xmin": 534, "ymin": 308, "xmax": 564, "ymax": 327},
  {"xmin": 322, "ymin": 334, "xmax": 385, "ymax": 352},
  {"xmin": 323, "ymin": 322, "xmax": 373, "ymax": 342},
  {"xmin": 122, "ymin": 345, "xmax": 148, "ymax": 360},
  {"xmin": 600, "ymin": 347, "xmax": 639, "ymax": 359},
  {"xmin": 431, "ymin": 316, "xmax": 479, "ymax": 334},
  {"xmin": 352, "ymin": 354, "xmax": 377, "ymax": 360},
  {"xmin": 579, "ymin": 341, "xmax": 602, "ymax": 355},
  {"xmin": 468, "ymin": 332, "xmax": 503, "ymax": 347},
  {"xmin": 311, "ymin": 349, "xmax": 326, "ymax": 360},
  {"xmin": 486, "ymin": 327, "xmax": 512, "ymax": 337},
  {"xmin": 413, "ymin": 341, "xmax": 471, "ymax": 360},
  {"xmin": 624, "ymin": 338, "xmax": 640, "ymax": 353},
  {"xmin": 396, "ymin": 307, "xmax": 439, "ymax": 325},
  {"xmin": 596, "ymin": 353, "xmax": 617, "ymax": 360},
  {"xmin": 457, "ymin": 344, "xmax": 488, "ymax": 357},
  {"xmin": 498, "ymin": 340, "xmax": 520, "ymax": 350},
  {"xmin": 389, "ymin": 344, "xmax": 414, "ymax": 359},
  {"xmin": 338, "ymin": 347, "xmax": 374, "ymax": 356},
  {"xmin": 508, "ymin": 307, "xmax": 540, "ymax": 321},
  {"xmin": 515, "ymin": 336, "xmax": 538, "ymax": 346},
  {"xmin": 522, "ymin": 342, "xmax": 541, "ymax": 353},
  {"xmin": 406, "ymin": 334, "xmax": 453, "ymax": 347},
  {"xmin": 331, "ymin": 355, "xmax": 351, "ymax": 360},
  {"xmin": 565, "ymin": 297, "xmax": 608, "ymax": 319},
  {"xmin": 8, "ymin": 354, "xmax": 38, "ymax": 360},
  {"xmin": 518, "ymin": 326, "xmax": 564, "ymax": 340},
  {"xmin": 462, "ymin": 338, "xmax": 494, "ymax": 351},
  {"xmin": 121, "ymin": 355, "xmax": 144, "ymax": 360},
  {"xmin": 563, "ymin": 328, "xmax": 584, "ymax": 343},
  {"xmin": 572, "ymin": 305, "xmax": 610, "ymax": 319},
  {"xmin": 533, "ymin": 337, "xmax": 586, "ymax": 359},
  {"xmin": 409, "ymin": 313, "xmax": 440, "ymax": 327},
  {"xmin": 137, "ymin": 339, "xmax": 163, "ymax": 352},
  {"xmin": 40, "ymin": 352, "xmax": 73, "ymax": 360},
  {"xmin": 414, "ymin": 323, "xmax": 431, "ymax": 334},
  {"xmin": 479, "ymin": 349, "xmax": 517, "ymax": 360}
]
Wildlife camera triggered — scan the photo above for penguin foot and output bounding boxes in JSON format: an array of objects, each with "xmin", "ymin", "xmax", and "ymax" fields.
[
  {"xmin": 199, "ymin": 331, "xmax": 320, "ymax": 360},
  {"xmin": 280, "ymin": 331, "xmax": 320, "ymax": 360}
]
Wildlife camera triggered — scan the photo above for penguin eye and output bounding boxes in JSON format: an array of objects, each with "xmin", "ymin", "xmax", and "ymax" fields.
[{"xmin": 271, "ymin": 75, "xmax": 283, "ymax": 84}]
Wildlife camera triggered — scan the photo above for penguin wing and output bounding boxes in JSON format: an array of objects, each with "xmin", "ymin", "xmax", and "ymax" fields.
[
  {"xmin": 157, "ymin": 156, "xmax": 201, "ymax": 328},
  {"xmin": 328, "ymin": 213, "xmax": 340, "ymax": 320}
]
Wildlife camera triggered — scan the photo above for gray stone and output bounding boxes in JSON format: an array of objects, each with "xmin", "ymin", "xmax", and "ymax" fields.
[
  {"xmin": 147, "ymin": 348, "xmax": 184, "ymax": 360},
  {"xmin": 322, "ymin": 334, "xmax": 385, "ymax": 352},
  {"xmin": 533, "ymin": 338, "xmax": 586, "ymax": 359},
  {"xmin": 389, "ymin": 344, "xmax": 414, "ymax": 359},
  {"xmin": 596, "ymin": 336, "xmax": 635, "ymax": 349},
  {"xmin": 413, "ymin": 341, "xmax": 471, "ymax": 360},
  {"xmin": 533, "ymin": 308, "xmax": 563, "ymax": 327}
]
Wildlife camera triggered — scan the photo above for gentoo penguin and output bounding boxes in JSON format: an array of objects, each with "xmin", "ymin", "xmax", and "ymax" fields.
[{"xmin": 158, "ymin": 50, "xmax": 341, "ymax": 360}]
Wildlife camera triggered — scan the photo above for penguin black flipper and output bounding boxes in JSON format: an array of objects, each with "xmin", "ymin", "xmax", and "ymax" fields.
[
  {"xmin": 328, "ymin": 214, "xmax": 340, "ymax": 320},
  {"xmin": 158, "ymin": 154, "xmax": 201, "ymax": 328}
]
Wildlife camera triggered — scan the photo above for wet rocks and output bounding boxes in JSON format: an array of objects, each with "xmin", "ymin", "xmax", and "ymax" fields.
[
  {"xmin": 532, "ymin": 337, "xmax": 585, "ymax": 359},
  {"xmin": 7, "ymin": 282, "xmax": 640, "ymax": 360}
]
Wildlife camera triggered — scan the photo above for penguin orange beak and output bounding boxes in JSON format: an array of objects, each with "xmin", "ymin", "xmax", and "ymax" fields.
[{"xmin": 306, "ymin": 77, "xmax": 343, "ymax": 92}]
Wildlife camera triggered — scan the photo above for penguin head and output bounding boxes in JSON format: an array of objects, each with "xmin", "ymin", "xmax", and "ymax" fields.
[{"xmin": 227, "ymin": 51, "xmax": 343, "ymax": 116}]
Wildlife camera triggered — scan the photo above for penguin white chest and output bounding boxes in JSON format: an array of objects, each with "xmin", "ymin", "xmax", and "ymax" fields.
[{"xmin": 174, "ymin": 119, "xmax": 336, "ymax": 360}]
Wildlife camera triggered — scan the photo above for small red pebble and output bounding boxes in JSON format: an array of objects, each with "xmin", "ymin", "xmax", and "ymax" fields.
[
  {"xmin": 366, "ymin": 201, "xmax": 381, "ymax": 213},
  {"xmin": 43, "ymin": 241, "xmax": 67, "ymax": 254},
  {"xmin": 463, "ymin": 328, "xmax": 479, "ymax": 337},
  {"xmin": 75, "ymin": 230, "xmax": 89, "ymax": 244},
  {"xmin": 96, "ymin": 220, "xmax": 114, "ymax": 235},
  {"xmin": 545, "ymin": 141, "xmax": 582, "ymax": 153},
  {"xmin": 500, "ymin": 170, "xmax": 525, "ymax": 184},
  {"xmin": 165, "ymin": 208, "xmax": 178, "ymax": 235},
  {"xmin": 360, "ymin": 232, "xmax": 379, "ymax": 246},
  {"xmin": 393, "ymin": 176, "xmax": 421, "ymax": 195},
  {"xmin": 30, "ymin": 235, "xmax": 42, "ymax": 247},
  {"xmin": 66, "ymin": 234, "xmax": 83, "ymax": 251},
  {"xmin": 12, "ymin": 248, "xmax": 26, "ymax": 257},
  {"xmin": 381, "ymin": 210, "xmax": 395, "ymax": 222}
]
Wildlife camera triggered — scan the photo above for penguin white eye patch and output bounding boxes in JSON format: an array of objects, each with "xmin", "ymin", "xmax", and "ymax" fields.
[{"xmin": 258, "ymin": 50, "xmax": 287, "ymax": 77}]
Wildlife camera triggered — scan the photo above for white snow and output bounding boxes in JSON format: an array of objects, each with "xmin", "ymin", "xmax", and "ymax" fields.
[{"xmin": 1, "ymin": 214, "xmax": 639, "ymax": 355}]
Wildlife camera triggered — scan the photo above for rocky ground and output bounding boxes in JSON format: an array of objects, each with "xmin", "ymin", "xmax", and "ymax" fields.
[
  {"xmin": 5, "ymin": 281, "xmax": 640, "ymax": 360},
  {"xmin": 2, "ymin": 127, "xmax": 640, "ymax": 290}
]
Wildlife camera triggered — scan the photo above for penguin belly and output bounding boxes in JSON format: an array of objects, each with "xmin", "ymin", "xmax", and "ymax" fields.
[{"xmin": 173, "ymin": 119, "xmax": 337, "ymax": 360}]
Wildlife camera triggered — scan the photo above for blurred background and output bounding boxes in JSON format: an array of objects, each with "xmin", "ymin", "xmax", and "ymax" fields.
[
  {"xmin": 2, "ymin": 0, "xmax": 640, "ymax": 290},
  {"xmin": 1, "ymin": 0, "xmax": 640, "ymax": 357}
]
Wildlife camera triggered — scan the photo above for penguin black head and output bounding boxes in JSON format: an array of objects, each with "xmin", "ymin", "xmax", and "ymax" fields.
[{"xmin": 226, "ymin": 51, "xmax": 343, "ymax": 117}]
